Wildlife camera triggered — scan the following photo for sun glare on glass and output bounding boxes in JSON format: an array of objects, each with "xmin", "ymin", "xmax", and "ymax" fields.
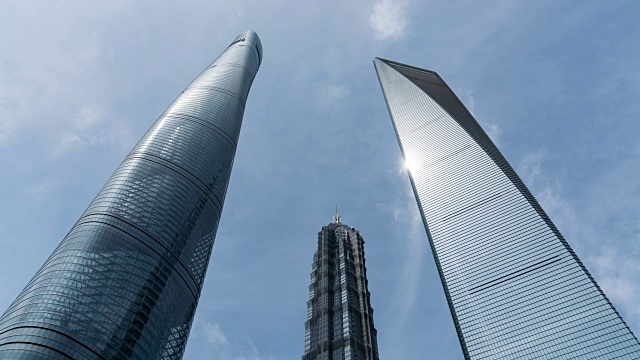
[{"xmin": 404, "ymin": 155, "xmax": 419, "ymax": 173}]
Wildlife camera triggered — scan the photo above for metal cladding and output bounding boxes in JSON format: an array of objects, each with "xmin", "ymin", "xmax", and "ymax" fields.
[
  {"xmin": 374, "ymin": 57, "xmax": 640, "ymax": 359},
  {"xmin": 0, "ymin": 31, "xmax": 262, "ymax": 359},
  {"xmin": 303, "ymin": 213, "xmax": 379, "ymax": 360}
]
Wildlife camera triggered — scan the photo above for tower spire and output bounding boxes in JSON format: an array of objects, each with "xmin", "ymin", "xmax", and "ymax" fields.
[{"xmin": 333, "ymin": 205, "xmax": 341, "ymax": 224}]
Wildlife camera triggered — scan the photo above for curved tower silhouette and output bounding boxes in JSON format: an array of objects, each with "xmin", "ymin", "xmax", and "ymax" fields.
[{"xmin": 0, "ymin": 30, "xmax": 262, "ymax": 359}]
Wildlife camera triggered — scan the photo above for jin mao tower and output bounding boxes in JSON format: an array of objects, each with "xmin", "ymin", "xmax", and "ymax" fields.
[
  {"xmin": 0, "ymin": 31, "xmax": 262, "ymax": 359},
  {"xmin": 374, "ymin": 57, "xmax": 640, "ymax": 359},
  {"xmin": 303, "ymin": 211, "xmax": 379, "ymax": 360}
]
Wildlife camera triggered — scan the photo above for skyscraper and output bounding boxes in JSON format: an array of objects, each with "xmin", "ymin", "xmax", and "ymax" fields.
[
  {"xmin": 374, "ymin": 58, "xmax": 640, "ymax": 359},
  {"xmin": 303, "ymin": 210, "xmax": 379, "ymax": 360},
  {"xmin": 0, "ymin": 31, "xmax": 262, "ymax": 360}
]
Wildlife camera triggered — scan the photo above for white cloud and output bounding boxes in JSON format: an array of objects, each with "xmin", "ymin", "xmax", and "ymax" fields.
[
  {"xmin": 369, "ymin": 0, "xmax": 409, "ymax": 41},
  {"xmin": 589, "ymin": 247, "xmax": 640, "ymax": 322},
  {"xmin": 53, "ymin": 134, "xmax": 85, "ymax": 157},
  {"xmin": 465, "ymin": 92, "xmax": 503, "ymax": 146},
  {"xmin": 52, "ymin": 105, "xmax": 134, "ymax": 157},
  {"xmin": 231, "ymin": 342, "xmax": 278, "ymax": 360},
  {"xmin": 75, "ymin": 106, "xmax": 105, "ymax": 130},
  {"xmin": 466, "ymin": 92, "xmax": 477, "ymax": 115},
  {"xmin": 518, "ymin": 150, "xmax": 580, "ymax": 246},
  {"xmin": 187, "ymin": 319, "xmax": 282, "ymax": 360},
  {"xmin": 204, "ymin": 321, "xmax": 229, "ymax": 347},
  {"xmin": 0, "ymin": 20, "xmax": 108, "ymax": 145},
  {"xmin": 315, "ymin": 82, "xmax": 350, "ymax": 105},
  {"xmin": 484, "ymin": 122, "xmax": 503, "ymax": 145},
  {"xmin": 29, "ymin": 177, "xmax": 61, "ymax": 197},
  {"xmin": 518, "ymin": 151, "xmax": 544, "ymax": 188},
  {"xmin": 517, "ymin": 149, "xmax": 640, "ymax": 330}
]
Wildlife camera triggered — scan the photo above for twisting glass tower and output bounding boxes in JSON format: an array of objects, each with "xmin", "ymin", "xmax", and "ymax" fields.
[
  {"xmin": 303, "ymin": 210, "xmax": 379, "ymax": 360},
  {"xmin": 374, "ymin": 58, "xmax": 640, "ymax": 359},
  {"xmin": 0, "ymin": 30, "xmax": 262, "ymax": 360}
]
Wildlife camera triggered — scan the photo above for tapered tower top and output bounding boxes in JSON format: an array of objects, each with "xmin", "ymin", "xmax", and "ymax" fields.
[{"xmin": 230, "ymin": 30, "xmax": 262, "ymax": 66}]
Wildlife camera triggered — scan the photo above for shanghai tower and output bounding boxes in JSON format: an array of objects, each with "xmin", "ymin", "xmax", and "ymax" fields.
[
  {"xmin": 0, "ymin": 31, "xmax": 262, "ymax": 359},
  {"xmin": 374, "ymin": 58, "xmax": 640, "ymax": 359}
]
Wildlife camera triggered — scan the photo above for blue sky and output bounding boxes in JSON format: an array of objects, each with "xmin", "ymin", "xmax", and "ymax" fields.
[{"xmin": 1, "ymin": 1, "xmax": 639, "ymax": 359}]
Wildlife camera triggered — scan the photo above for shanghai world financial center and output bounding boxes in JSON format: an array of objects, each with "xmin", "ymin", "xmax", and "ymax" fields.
[
  {"xmin": 374, "ymin": 58, "xmax": 640, "ymax": 359},
  {"xmin": 0, "ymin": 30, "xmax": 638, "ymax": 360}
]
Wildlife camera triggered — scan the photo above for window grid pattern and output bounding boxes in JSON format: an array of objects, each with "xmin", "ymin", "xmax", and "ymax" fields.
[
  {"xmin": 0, "ymin": 31, "xmax": 262, "ymax": 360},
  {"xmin": 374, "ymin": 57, "xmax": 640, "ymax": 359},
  {"xmin": 303, "ymin": 222, "xmax": 379, "ymax": 360}
]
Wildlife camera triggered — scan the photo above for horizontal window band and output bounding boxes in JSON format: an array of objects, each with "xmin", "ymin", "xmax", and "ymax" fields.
[
  {"xmin": 74, "ymin": 215, "xmax": 199, "ymax": 299},
  {"xmin": 405, "ymin": 113, "xmax": 448, "ymax": 135},
  {"xmin": 0, "ymin": 293, "xmax": 156, "ymax": 351},
  {"xmin": 157, "ymin": 113, "xmax": 238, "ymax": 148},
  {"xmin": 441, "ymin": 192, "xmax": 503, "ymax": 222},
  {"xmin": 468, "ymin": 255, "xmax": 562, "ymax": 295},
  {"xmin": 207, "ymin": 59, "xmax": 254, "ymax": 75},
  {"xmin": 473, "ymin": 317, "xmax": 635, "ymax": 359},
  {"xmin": 0, "ymin": 325, "xmax": 105, "ymax": 359},
  {"xmin": 184, "ymin": 85, "xmax": 246, "ymax": 106},
  {"xmin": 458, "ymin": 279, "xmax": 601, "ymax": 332},
  {"xmin": 458, "ymin": 271, "xmax": 597, "ymax": 321},
  {"xmin": 412, "ymin": 144, "xmax": 474, "ymax": 173},
  {"xmin": 465, "ymin": 299, "xmax": 619, "ymax": 349},
  {"xmin": 0, "ymin": 341, "xmax": 75, "ymax": 359},
  {"xmin": 123, "ymin": 154, "xmax": 223, "ymax": 214},
  {"xmin": 444, "ymin": 246, "xmax": 565, "ymax": 290},
  {"xmin": 126, "ymin": 150, "xmax": 225, "ymax": 194}
]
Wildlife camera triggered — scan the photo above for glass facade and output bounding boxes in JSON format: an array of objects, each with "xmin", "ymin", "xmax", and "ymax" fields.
[
  {"xmin": 303, "ymin": 213, "xmax": 379, "ymax": 360},
  {"xmin": 374, "ymin": 58, "xmax": 640, "ymax": 359},
  {"xmin": 0, "ymin": 31, "xmax": 262, "ymax": 360}
]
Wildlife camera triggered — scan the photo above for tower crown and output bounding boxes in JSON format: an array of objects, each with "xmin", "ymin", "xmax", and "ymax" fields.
[{"xmin": 229, "ymin": 30, "xmax": 262, "ymax": 66}]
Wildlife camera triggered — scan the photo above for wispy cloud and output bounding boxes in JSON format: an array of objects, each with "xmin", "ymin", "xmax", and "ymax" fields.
[
  {"xmin": 484, "ymin": 122, "xmax": 503, "ymax": 145},
  {"xmin": 466, "ymin": 91, "xmax": 504, "ymax": 146},
  {"xmin": 518, "ymin": 151, "xmax": 545, "ymax": 188},
  {"xmin": 369, "ymin": 0, "xmax": 409, "ymax": 41},
  {"xmin": 517, "ymin": 148, "xmax": 640, "ymax": 329},
  {"xmin": 52, "ymin": 134, "xmax": 83, "ymax": 157},
  {"xmin": 315, "ymin": 82, "xmax": 350, "ymax": 105},
  {"xmin": 518, "ymin": 150, "xmax": 581, "ymax": 250},
  {"xmin": 589, "ymin": 247, "xmax": 640, "ymax": 323},
  {"xmin": 27, "ymin": 177, "xmax": 62, "ymax": 201},
  {"xmin": 187, "ymin": 319, "xmax": 281, "ymax": 360},
  {"xmin": 52, "ymin": 105, "xmax": 134, "ymax": 157},
  {"xmin": 204, "ymin": 321, "xmax": 229, "ymax": 347}
]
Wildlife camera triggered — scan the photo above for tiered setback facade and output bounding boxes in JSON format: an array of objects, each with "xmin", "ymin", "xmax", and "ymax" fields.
[
  {"xmin": 303, "ymin": 219, "xmax": 379, "ymax": 360},
  {"xmin": 374, "ymin": 58, "xmax": 640, "ymax": 359},
  {"xmin": 0, "ymin": 31, "xmax": 262, "ymax": 360}
]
